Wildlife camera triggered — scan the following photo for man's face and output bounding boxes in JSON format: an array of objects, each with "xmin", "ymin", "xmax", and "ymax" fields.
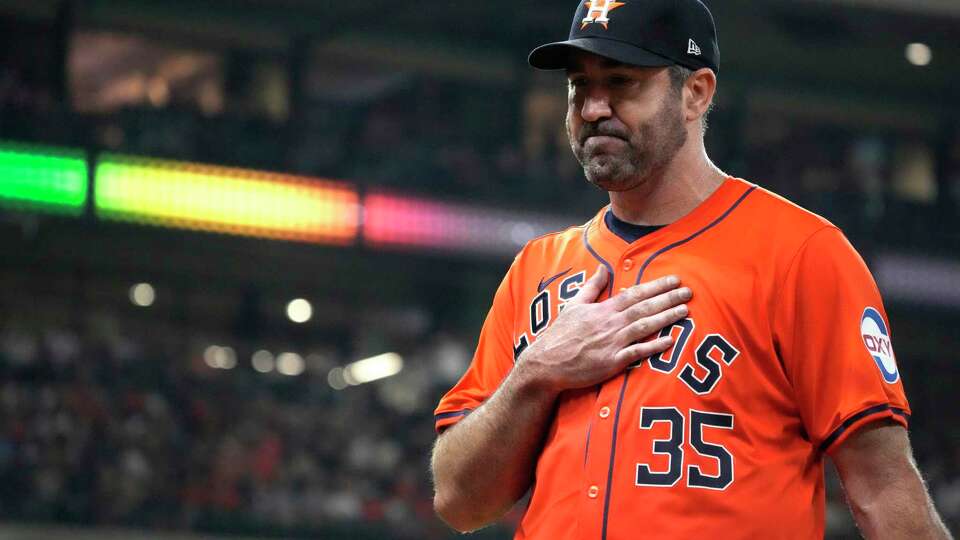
[{"xmin": 565, "ymin": 52, "xmax": 687, "ymax": 192}]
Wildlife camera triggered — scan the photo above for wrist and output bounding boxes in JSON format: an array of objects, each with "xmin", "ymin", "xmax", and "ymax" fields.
[{"xmin": 511, "ymin": 351, "xmax": 561, "ymax": 402}]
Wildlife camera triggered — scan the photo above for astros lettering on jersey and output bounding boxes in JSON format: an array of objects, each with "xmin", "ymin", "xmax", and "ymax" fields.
[{"xmin": 435, "ymin": 178, "xmax": 910, "ymax": 540}]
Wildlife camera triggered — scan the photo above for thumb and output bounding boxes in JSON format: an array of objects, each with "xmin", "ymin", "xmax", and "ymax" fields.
[{"xmin": 567, "ymin": 265, "xmax": 608, "ymax": 305}]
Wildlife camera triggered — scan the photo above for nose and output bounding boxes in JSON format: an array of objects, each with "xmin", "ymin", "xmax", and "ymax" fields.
[{"xmin": 581, "ymin": 92, "xmax": 612, "ymax": 122}]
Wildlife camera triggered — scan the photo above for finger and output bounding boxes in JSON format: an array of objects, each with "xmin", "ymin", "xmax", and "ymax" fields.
[
  {"xmin": 614, "ymin": 335, "xmax": 674, "ymax": 366},
  {"xmin": 619, "ymin": 304, "xmax": 689, "ymax": 344},
  {"xmin": 566, "ymin": 265, "xmax": 608, "ymax": 305},
  {"xmin": 606, "ymin": 275, "xmax": 681, "ymax": 312},
  {"xmin": 620, "ymin": 287, "xmax": 692, "ymax": 321}
]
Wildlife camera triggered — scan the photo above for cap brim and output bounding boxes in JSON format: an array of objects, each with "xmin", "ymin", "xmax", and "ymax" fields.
[{"xmin": 528, "ymin": 37, "xmax": 674, "ymax": 71}]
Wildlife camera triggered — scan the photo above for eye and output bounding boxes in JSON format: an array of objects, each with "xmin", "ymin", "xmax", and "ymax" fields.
[
  {"xmin": 608, "ymin": 75, "xmax": 632, "ymax": 87},
  {"xmin": 568, "ymin": 76, "xmax": 587, "ymax": 89}
]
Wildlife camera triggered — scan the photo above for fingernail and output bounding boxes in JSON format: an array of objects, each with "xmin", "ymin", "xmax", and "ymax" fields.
[
  {"xmin": 667, "ymin": 276, "xmax": 680, "ymax": 286},
  {"xmin": 680, "ymin": 287, "xmax": 692, "ymax": 299},
  {"xmin": 677, "ymin": 305, "xmax": 689, "ymax": 316}
]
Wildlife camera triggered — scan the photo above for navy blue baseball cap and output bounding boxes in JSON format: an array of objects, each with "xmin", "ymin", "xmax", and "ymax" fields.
[{"xmin": 528, "ymin": 0, "xmax": 719, "ymax": 74}]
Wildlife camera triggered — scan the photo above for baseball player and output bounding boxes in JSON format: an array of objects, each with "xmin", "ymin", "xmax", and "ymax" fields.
[{"xmin": 431, "ymin": 1, "xmax": 951, "ymax": 539}]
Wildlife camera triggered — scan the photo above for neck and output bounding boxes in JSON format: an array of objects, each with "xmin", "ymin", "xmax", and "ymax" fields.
[{"xmin": 608, "ymin": 142, "xmax": 726, "ymax": 226}]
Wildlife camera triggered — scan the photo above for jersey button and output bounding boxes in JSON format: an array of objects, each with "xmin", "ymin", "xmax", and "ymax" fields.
[
  {"xmin": 587, "ymin": 485, "xmax": 600, "ymax": 499},
  {"xmin": 622, "ymin": 259, "xmax": 634, "ymax": 271},
  {"xmin": 599, "ymin": 406, "xmax": 611, "ymax": 419}
]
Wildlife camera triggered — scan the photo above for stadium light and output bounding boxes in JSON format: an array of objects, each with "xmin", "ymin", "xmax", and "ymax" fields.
[
  {"xmin": 204, "ymin": 346, "xmax": 237, "ymax": 370},
  {"xmin": 0, "ymin": 141, "xmax": 88, "ymax": 216},
  {"xmin": 328, "ymin": 367, "xmax": 348, "ymax": 390},
  {"xmin": 286, "ymin": 298, "xmax": 313, "ymax": 323},
  {"xmin": 341, "ymin": 353, "xmax": 404, "ymax": 386},
  {"xmin": 94, "ymin": 154, "xmax": 360, "ymax": 245},
  {"xmin": 276, "ymin": 352, "xmax": 305, "ymax": 376},
  {"xmin": 905, "ymin": 43, "xmax": 932, "ymax": 66},
  {"xmin": 129, "ymin": 283, "xmax": 156, "ymax": 307},
  {"xmin": 252, "ymin": 350, "xmax": 275, "ymax": 373}
]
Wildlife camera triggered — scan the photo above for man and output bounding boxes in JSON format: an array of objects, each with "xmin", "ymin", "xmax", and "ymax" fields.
[{"xmin": 431, "ymin": 0, "xmax": 952, "ymax": 538}]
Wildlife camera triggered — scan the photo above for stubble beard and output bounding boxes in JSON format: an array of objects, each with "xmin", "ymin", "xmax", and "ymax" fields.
[{"xmin": 569, "ymin": 96, "xmax": 688, "ymax": 193}]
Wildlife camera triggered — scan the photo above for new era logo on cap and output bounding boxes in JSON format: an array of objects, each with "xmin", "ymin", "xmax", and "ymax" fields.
[{"xmin": 688, "ymin": 39, "xmax": 702, "ymax": 56}]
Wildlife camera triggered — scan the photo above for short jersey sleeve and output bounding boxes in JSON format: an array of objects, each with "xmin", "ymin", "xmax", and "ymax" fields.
[
  {"xmin": 433, "ymin": 261, "xmax": 520, "ymax": 433},
  {"xmin": 773, "ymin": 226, "xmax": 910, "ymax": 454}
]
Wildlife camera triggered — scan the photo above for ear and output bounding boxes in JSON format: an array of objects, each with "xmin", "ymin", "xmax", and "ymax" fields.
[{"xmin": 683, "ymin": 68, "xmax": 717, "ymax": 125}]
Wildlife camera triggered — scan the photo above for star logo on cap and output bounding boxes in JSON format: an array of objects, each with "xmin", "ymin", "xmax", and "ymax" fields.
[{"xmin": 581, "ymin": 0, "xmax": 626, "ymax": 30}]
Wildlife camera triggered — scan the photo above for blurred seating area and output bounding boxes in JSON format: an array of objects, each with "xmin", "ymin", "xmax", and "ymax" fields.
[
  {"xmin": 0, "ymin": 315, "xmax": 958, "ymax": 538},
  {"xmin": 2, "ymin": 12, "xmax": 958, "ymax": 252},
  {"xmin": 3, "ymin": 92, "xmax": 957, "ymax": 256},
  {"xmin": 0, "ymin": 316, "xmax": 516, "ymax": 539}
]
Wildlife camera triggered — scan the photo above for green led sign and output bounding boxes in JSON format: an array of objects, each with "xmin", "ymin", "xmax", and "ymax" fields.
[{"xmin": 0, "ymin": 141, "xmax": 88, "ymax": 215}]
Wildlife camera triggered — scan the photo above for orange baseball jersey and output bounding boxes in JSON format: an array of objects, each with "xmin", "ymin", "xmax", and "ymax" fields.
[{"xmin": 434, "ymin": 177, "xmax": 910, "ymax": 540}]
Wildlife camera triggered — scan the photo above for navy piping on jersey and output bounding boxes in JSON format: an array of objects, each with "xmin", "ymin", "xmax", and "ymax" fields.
[
  {"xmin": 581, "ymin": 219, "xmax": 616, "ymax": 467},
  {"xmin": 634, "ymin": 186, "xmax": 757, "ymax": 285},
  {"xmin": 583, "ymin": 422, "xmax": 593, "ymax": 466},
  {"xmin": 601, "ymin": 185, "xmax": 756, "ymax": 540},
  {"xmin": 600, "ymin": 370, "xmax": 631, "ymax": 540},
  {"xmin": 434, "ymin": 410, "xmax": 472, "ymax": 422},
  {"xmin": 819, "ymin": 404, "xmax": 910, "ymax": 453},
  {"xmin": 582, "ymin": 219, "xmax": 616, "ymax": 298}
]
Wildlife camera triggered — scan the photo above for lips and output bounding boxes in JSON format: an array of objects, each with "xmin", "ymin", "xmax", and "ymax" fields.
[
  {"xmin": 585, "ymin": 135, "xmax": 626, "ymax": 144},
  {"xmin": 580, "ymin": 121, "xmax": 630, "ymax": 145},
  {"xmin": 583, "ymin": 135, "xmax": 628, "ymax": 153}
]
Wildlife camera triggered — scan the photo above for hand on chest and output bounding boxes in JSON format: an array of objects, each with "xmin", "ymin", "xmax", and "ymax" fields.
[{"xmin": 515, "ymin": 256, "xmax": 753, "ymax": 399}]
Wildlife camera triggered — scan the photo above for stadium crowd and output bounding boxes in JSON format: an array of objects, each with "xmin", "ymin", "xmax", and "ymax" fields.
[
  {"xmin": 1, "ymin": 36, "xmax": 958, "ymax": 254},
  {"xmin": 0, "ymin": 317, "xmax": 491, "ymax": 538},
  {"xmin": 0, "ymin": 313, "xmax": 957, "ymax": 538}
]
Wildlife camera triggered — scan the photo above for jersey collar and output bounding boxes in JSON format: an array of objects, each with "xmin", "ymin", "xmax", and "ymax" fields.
[{"xmin": 584, "ymin": 177, "xmax": 755, "ymax": 264}]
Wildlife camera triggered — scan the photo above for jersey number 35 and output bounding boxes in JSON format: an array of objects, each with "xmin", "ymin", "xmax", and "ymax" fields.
[{"xmin": 635, "ymin": 407, "xmax": 734, "ymax": 491}]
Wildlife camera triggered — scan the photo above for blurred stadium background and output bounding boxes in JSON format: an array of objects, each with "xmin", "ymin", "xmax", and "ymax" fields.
[{"xmin": 0, "ymin": 0, "xmax": 958, "ymax": 538}]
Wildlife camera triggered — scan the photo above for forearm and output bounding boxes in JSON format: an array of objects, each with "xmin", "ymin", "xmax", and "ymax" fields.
[
  {"xmin": 833, "ymin": 423, "xmax": 953, "ymax": 540},
  {"xmin": 846, "ymin": 461, "xmax": 952, "ymax": 540},
  {"xmin": 431, "ymin": 363, "xmax": 557, "ymax": 532}
]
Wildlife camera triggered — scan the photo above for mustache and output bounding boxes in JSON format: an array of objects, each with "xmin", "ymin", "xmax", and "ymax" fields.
[{"xmin": 579, "ymin": 122, "xmax": 630, "ymax": 145}]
